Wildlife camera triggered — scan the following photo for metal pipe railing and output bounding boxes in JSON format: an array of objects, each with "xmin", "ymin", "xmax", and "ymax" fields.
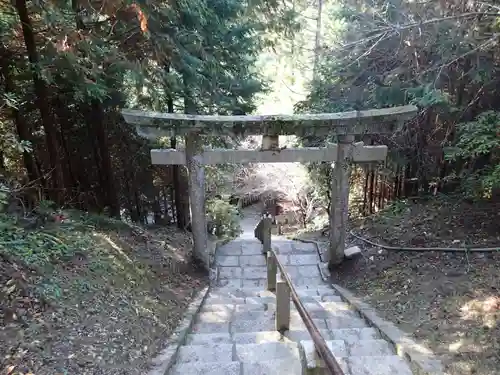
[{"xmin": 254, "ymin": 218, "xmax": 345, "ymax": 375}]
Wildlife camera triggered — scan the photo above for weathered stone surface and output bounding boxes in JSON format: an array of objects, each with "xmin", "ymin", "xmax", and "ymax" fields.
[
  {"xmin": 235, "ymin": 342, "xmax": 300, "ymax": 362},
  {"xmin": 242, "ymin": 278, "xmax": 266, "ymax": 288},
  {"xmin": 344, "ymin": 245, "xmax": 362, "ymax": 258},
  {"xmin": 321, "ymin": 294, "xmax": 343, "ymax": 302},
  {"xmin": 216, "ymin": 278, "xmax": 243, "ymax": 288},
  {"xmin": 217, "ymin": 255, "xmax": 240, "ymax": 267},
  {"xmin": 288, "ymin": 254, "xmax": 319, "ymax": 265},
  {"xmin": 271, "ymin": 240, "xmax": 294, "ymax": 253},
  {"xmin": 242, "ymin": 242, "xmax": 263, "ymax": 255},
  {"xmin": 186, "ymin": 332, "xmax": 232, "ymax": 345},
  {"xmin": 245, "ymin": 296, "xmax": 276, "ymax": 305},
  {"xmin": 325, "ymin": 316, "xmax": 368, "ymax": 330},
  {"xmin": 240, "ymin": 255, "xmax": 266, "ymax": 266},
  {"xmin": 196, "ymin": 310, "xmax": 233, "ymax": 324},
  {"xmin": 177, "ymin": 343, "xmax": 233, "ymax": 363},
  {"xmin": 192, "ymin": 322, "xmax": 230, "ymax": 334},
  {"xmin": 300, "ymin": 340, "xmax": 347, "ymax": 369},
  {"xmin": 285, "ymin": 265, "xmax": 321, "ymax": 278},
  {"xmin": 170, "ymin": 361, "xmax": 241, "ymax": 375},
  {"xmin": 231, "ymin": 318, "xmax": 275, "ymax": 333},
  {"xmin": 289, "ymin": 317, "xmax": 327, "ymax": 331},
  {"xmin": 232, "ymin": 310, "xmax": 273, "ymax": 322},
  {"xmin": 284, "ymin": 329, "xmax": 333, "ymax": 342},
  {"xmin": 330, "ymin": 328, "xmax": 379, "ymax": 344},
  {"xmin": 233, "ymin": 331, "xmax": 283, "ymax": 344},
  {"xmin": 204, "ymin": 295, "xmax": 245, "ymax": 305},
  {"xmin": 200, "ymin": 303, "xmax": 235, "ymax": 314},
  {"xmin": 293, "ymin": 277, "xmax": 325, "ymax": 287},
  {"xmin": 292, "ymin": 241, "xmax": 317, "ymax": 252},
  {"xmin": 218, "ymin": 242, "xmax": 243, "ymax": 255},
  {"xmin": 320, "ymin": 301, "xmax": 356, "ymax": 312},
  {"xmin": 348, "ymin": 339, "xmax": 393, "ymax": 356},
  {"xmin": 242, "ymin": 267, "xmax": 267, "ymax": 279},
  {"xmin": 241, "ymin": 358, "xmax": 302, "ymax": 375},
  {"xmin": 219, "ymin": 267, "xmax": 243, "ymax": 279},
  {"xmin": 348, "ymin": 355, "xmax": 413, "ymax": 375}
]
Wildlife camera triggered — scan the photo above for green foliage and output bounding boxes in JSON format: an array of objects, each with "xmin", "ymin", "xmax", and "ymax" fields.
[
  {"xmin": 36, "ymin": 276, "xmax": 63, "ymax": 302},
  {"xmin": 206, "ymin": 198, "xmax": 242, "ymax": 239},
  {"xmin": 0, "ymin": 208, "xmax": 129, "ymax": 269},
  {"xmin": 0, "ymin": 216, "xmax": 75, "ymax": 268},
  {"xmin": 294, "ymin": 0, "xmax": 500, "ymax": 204},
  {"xmin": 445, "ymin": 111, "xmax": 500, "ymax": 199}
]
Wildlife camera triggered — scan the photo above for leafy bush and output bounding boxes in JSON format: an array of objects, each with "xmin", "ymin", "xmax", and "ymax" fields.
[
  {"xmin": 445, "ymin": 111, "xmax": 500, "ymax": 199},
  {"xmin": 206, "ymin": 198, "xmax": 242, "ymax": 239}
]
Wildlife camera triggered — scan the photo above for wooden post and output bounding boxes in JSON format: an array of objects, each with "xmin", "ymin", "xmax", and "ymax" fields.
[
  {"xmin": 276, "ymin": 280, "xmax": 290, "ymax": 332},
  {"xmin": 185, "ymin": 131, "xmax": 209, "ymax": 267},
  {"xmin": 267, "ymin": 251, "xmax": 277, "ymax": 292},
  {"xmin": 262, "ymin": 216, "xmax": 272, "ymax": 254},
  {"xmin": 328, "ymin": 135, "xmax": 354, "ymax": 269}
]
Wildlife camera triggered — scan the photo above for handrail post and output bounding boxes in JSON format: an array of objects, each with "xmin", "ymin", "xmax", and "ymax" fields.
[
  {"xmin": 276, "ymin": 279, "xmax": 290, "ymax": 332},
  {"xmin": 267, "ymin": 251, "xmax": 277, "ymax": 292},
  {"xmin": 262, "ymin": 216, "xmax": 272, "ymax": 255}
]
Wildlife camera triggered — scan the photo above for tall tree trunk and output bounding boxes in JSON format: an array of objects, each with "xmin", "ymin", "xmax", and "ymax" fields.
[
  {"xmin": 15, "ymin": 0, "xmax": 64, "ymax": 203},
  {"xmin": 72, "ymin": 0, "xmax": 119, "ymax": 217},
  {"xmin": 166, "ymin": 65, "xmax": 190, "ymax": 228},
  {"xmin": 312, "ymin": 0, "xmax": 323, "ymax": 80},
  {"xmin": 1, "ymin": 52, "xmax": 43, "ymax": 187},
  {"xmin": 90, "ymin": 101, "xmax": 120, "ymax": 217}
]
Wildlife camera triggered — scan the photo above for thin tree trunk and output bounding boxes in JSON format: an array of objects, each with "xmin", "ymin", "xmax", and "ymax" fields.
[
  {"xmin": 15, "ymin": 0, "xmax": 64, "ymax": 203},
  {"xmin": 312, "ymin": 0, "xmax": 323, "ymax": 80},
  {"xmin": 91, "ymin": 101, "xmax": 120, "ymax": 217},
  {"xmin": 1, "ymin": 52, "xmax": 43, "ymax": 187},
  {"xmin": 362, "ymin": 166, "xmax": 369, "ymax": 215},
  {"xmin": 368, "ymin": 169, "xmax": 375, "ymax": 214}
]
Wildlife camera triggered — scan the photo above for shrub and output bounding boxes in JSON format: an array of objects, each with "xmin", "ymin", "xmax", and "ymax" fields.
[
  {"xmin": 445, "ymin": 111, "xmax": 500, "ymax": 199},
  {"xmin": 206, "ymin": 198, "xmax": 242, "ymax": 239}
]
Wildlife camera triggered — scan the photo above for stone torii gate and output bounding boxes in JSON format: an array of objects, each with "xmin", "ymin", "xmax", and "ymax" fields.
[{"xmin": 121, "ymin": 105, "xmax": 417, "ymax": 269}]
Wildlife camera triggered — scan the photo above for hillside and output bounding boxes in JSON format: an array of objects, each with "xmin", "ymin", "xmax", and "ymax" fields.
[{"xmin": 0, "ymin": 211, "xmax": 207, "ymax": 375}]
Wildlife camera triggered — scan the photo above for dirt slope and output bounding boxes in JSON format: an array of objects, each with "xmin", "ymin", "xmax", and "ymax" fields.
[
  {"xmin": 0, "ymin": 212, "xmax": 208, "ymax": 375},
  {"xmin": 296, "ymin": 197, "xmax": 500, "ymax": 375}
]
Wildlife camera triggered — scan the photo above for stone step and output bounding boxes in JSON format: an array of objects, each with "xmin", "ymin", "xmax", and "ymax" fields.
[
  {"xmin": 304, "ymin": 355, "xmax": 414, "ymax": 375},
  {"xmin": 170, "ymin": 358, "xmax": 303, "ymax": 375},
  {"xmin": 235, "ymin": 341, "xmax": 300, "ymax": 362},
  {"xmin": 175, "ymin": 341, "xmax": 300, "ymax": 364},
  {"xmin": 211, "ymin": 286, "xmax": 341, "ymax": 300},
  {"xmin": 195, "ymin": 304, "xmax": 358, "ymax": 325},
  {"xmin": 217, "ymin": 277, "xmax": 327, "ymax": 288},
  {"xmin": 215, "ymin": 277, "xmax": 331, "ymax": 289},
  {"xmin": 186, "ymin": 327, "xmax": 380, "ymax": 346},
  {"xmin": 242, "ymin": 358, "xmax": 302, "ymax": 375},
  {"xmin": 347, "ymin": 355, "xmax": 413, "ymax": 375},
  {"xmin": 301, "ymin": 339, "xmax": 394, "ymax": 361},
  {"xmin": 202, "ymin": 295, "xmax": 344, "ymax": 312},
  {"xmin": 168, "ymin": 361, "xmax": 240, "ymax": 375},
  {"xmin": 177, "ymin": 343, "xmax": 234, "ymax": 363}
]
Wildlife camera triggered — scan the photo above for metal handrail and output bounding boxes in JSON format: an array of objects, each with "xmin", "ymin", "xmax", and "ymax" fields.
[
  {"xmin": 254, "ymin": 216, "xmax": 343, "ymax": 374},
  {"xmin": 269, "ymin": 247, "xmax": 346, "ymax": 375}
]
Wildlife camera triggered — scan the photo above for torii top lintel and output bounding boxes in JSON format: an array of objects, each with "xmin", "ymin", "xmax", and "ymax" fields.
[{"xmin": 121, "ymin": 105, "xmax": 417, "ymax": 138}]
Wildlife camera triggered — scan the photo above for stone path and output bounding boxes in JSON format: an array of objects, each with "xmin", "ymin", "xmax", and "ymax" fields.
[{"xmin": 167, "ymin": 208, "xmax": 413, "ymax": 375}]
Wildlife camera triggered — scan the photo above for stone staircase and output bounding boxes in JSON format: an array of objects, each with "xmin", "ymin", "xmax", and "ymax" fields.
[{"xmin": 166, "ymin": 211, "xmax": 414, "ymax": 375}]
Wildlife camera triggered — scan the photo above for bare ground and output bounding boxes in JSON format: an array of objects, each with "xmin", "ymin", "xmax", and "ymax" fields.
[
  {"xmin": 0, "ymin": 215, "xmax": 208, "ymax": 375},
  {"xmin": 293, "ymin": 197, "xmax": 500, "ymax": 375}
]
